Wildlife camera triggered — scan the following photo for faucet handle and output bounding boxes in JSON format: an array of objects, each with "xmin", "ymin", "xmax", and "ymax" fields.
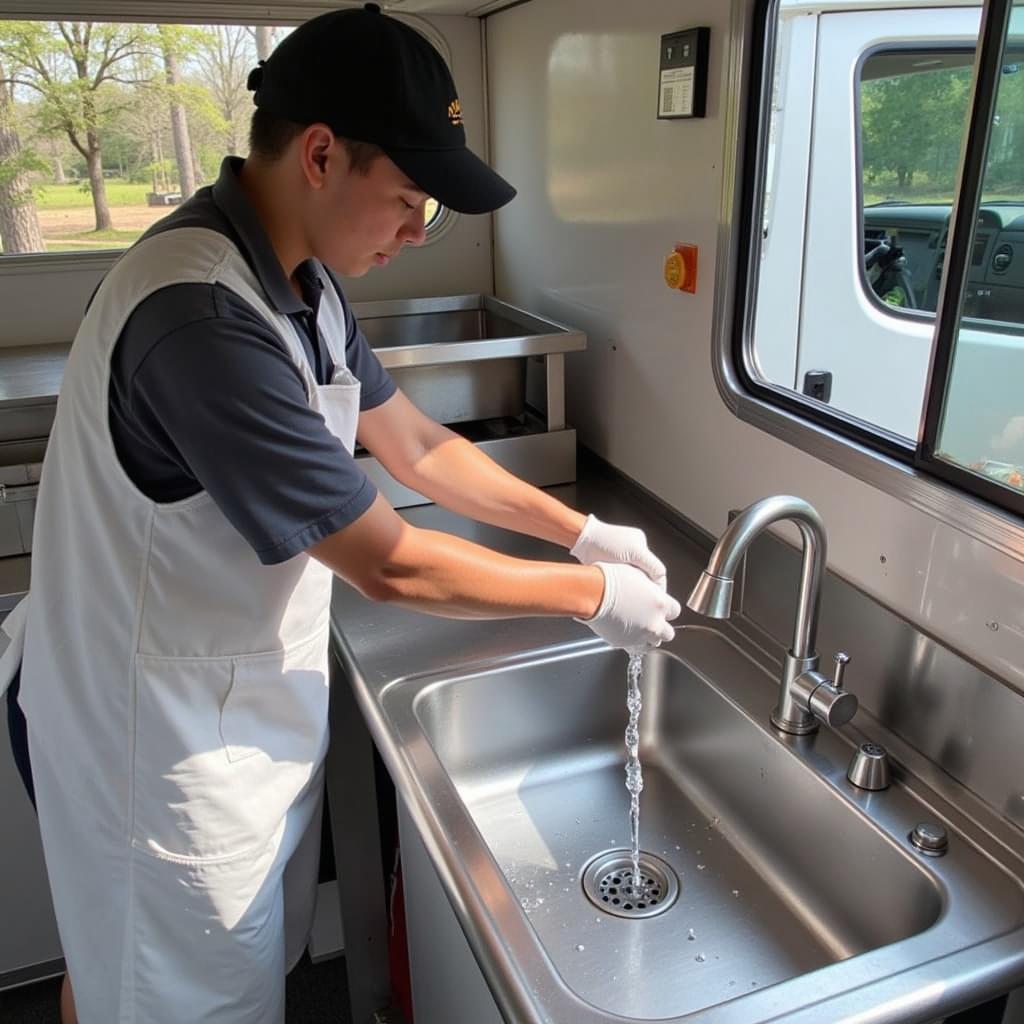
[
  {"xmin": 832, "ymin": 652, "xmax": 851, "ymax": 690},
  {"xmin": 803, "ymin": 652, "xmax": 858, "ymax": 728}
]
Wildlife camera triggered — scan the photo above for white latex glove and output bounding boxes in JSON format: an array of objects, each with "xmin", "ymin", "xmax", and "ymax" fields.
[
  {"xmin": 570, "ymin": 514, "xmax": 667, "ymax": 588},
  {"xmin": 578, "ymin": 562, "xmax": 681, "ymax": 650}
]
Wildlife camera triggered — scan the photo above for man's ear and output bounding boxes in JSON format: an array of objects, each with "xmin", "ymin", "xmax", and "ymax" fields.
[{"xmin": 300, "ymin": 125, "xmax": 336, "ymax": 188}]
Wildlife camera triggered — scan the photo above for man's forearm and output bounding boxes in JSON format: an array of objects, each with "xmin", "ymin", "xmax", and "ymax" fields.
[
  {"xmin": 309, "ymin": 497, "xmax": 602, "ymax": 619},
  {"xmin": 401, "ymin": 430, "xmax": 586, "ymax": 548}
]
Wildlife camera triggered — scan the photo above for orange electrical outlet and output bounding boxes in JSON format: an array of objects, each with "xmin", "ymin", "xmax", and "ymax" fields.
[{"xmin": 664, "ymin": 243, "xmax": 698, "ymax": 293}]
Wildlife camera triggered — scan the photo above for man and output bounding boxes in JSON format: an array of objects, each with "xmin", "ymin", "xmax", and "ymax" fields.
[{"xmin": 1, "ymin": 5, "xmax": 678, "ymax": 1022}]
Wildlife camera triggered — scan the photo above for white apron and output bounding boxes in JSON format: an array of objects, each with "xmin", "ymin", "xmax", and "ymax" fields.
[{"xmin": 2, "ymin": 227, "xmax": 360, "ymax": 1023}]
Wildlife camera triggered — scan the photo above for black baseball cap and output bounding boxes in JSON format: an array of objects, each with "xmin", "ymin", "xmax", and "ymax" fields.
[{"xmin": 247, "ymin": 3, "xmax": 516, "ymax": 215}]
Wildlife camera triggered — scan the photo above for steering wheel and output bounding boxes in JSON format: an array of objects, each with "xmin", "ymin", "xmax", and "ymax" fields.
[{"xmin": 864, "ymin": 233, "xmax": 917, "ymax": 309}]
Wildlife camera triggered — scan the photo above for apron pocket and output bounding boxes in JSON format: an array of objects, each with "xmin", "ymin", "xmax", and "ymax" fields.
[
  {"xmin": 221, "ymin": 630, "xmax": 330, "ymax": 766},
  {"xmin": 132, "ymin": 630, "xmax": 329, "ymax": 864}
]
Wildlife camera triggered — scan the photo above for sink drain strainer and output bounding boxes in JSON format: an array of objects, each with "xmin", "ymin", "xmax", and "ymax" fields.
[{"xmin": 581, "ymin": 850, "xmax": 679, "ymax": 919}]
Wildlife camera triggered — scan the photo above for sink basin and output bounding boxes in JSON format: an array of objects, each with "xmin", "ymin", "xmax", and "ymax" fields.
[{"xmin": 378, "ymin": 626, "xmax": 1024, "ymax": 1022}]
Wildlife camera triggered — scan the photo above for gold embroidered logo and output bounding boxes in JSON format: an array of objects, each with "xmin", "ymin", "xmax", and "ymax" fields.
[{"xmin": 447, "ymin": 99, "xmax": 463, "ymax": 127}]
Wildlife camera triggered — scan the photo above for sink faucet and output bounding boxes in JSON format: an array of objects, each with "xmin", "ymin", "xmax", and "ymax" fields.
[{"xmin": 687, "ymin": 496, "xmax": 857, "ymax": 735}]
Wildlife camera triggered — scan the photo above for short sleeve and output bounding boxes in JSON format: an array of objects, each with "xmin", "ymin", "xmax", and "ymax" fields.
[{"xmin": 112, "ymin": 282, "xmax": 379, "ymax": 564}]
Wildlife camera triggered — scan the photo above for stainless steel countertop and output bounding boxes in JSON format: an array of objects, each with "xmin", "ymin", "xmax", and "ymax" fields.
[
  {"xmin": 0, "ymin": 293, "xmax": 583, "ymax": 406},
  {"xmin": 0, "ymin": 555, "xmax": 30, "ymax": 610},
  {"xmin": 0, "ymin": 345, "xmax": 70, "ymax": 408}
]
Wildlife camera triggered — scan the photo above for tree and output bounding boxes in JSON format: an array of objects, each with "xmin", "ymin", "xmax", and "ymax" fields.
[
  {"xmin": 0, "ymin": 58, "xmax": 44, "ymax": 254},
  {"xmin": 194, "ymin": 25, "xmax": 256, "ymax": 155},
  {"xmin": 158, "ymin": 25, "xmax": 197, "ymax": 199},
  {"xmin": 0, "ymin": 21, "xmax": 150, "ymax": 233},
  {"xmin": 862, "ymin": 66, "xmax": 971, "ymax": 194},
  {"xmin": 254, "ymin": 26, "xmax": 277, "ymax": 63}
]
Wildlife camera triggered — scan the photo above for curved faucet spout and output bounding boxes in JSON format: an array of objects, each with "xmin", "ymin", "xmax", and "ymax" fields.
[
  {"xmin": 688, "ymin": 496, "xmax": 842, "ymax": 736},
  {"xmin": 687, "ymin": 495, "xmax": 826, "ymax": 660}
]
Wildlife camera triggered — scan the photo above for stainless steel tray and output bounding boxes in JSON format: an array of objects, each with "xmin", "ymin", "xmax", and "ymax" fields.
[
  {"xmin": 352, "ymin": 294, "xmax": 586, "ymax": 369},
  {"xmin": 351, "ymin": 294, "xmax": 585, "ymax": 425}
]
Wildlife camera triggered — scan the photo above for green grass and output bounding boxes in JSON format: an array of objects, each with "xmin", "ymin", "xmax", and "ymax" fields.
[
  {"xmin": 56, "ymin": 228, "xmax": 141, "ymax": 242},
  {"xmin": 33, "ymin": 179, "xmax": 154, "ymax": 209},
  {"xmin": 864, "ymin": 180, "xmax": 1024, "ymax": 206},
  {"xmin": 45, "ymin": 238, "xmax": 136, "ymax": 251}
]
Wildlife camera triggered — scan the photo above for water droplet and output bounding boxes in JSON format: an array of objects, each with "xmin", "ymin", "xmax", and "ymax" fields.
[
  {"xmin": 688, "ymin": 928, "xmax": 696, "ymax": 941},
  {"xmin": 697, "ymin": 864, "xmax": 706, "ymax": 871},
  {"xmin": 575, "ymin": 944, "xmax": 586, "ymax": 952},
  {"xmin": 732, "ymin": 889, "xmax": 740, "ymax": 897},
  {"xmin": 674, "ymin": 844, "xmax": 681, "ymax": 850},
  {"xmin": 695, "ymin": 952, "xmax": 706, "ymax": 963}
]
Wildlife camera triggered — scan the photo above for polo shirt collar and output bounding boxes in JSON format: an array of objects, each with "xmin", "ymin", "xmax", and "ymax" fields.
[{"xmin": 211, "ymin": 156, "xmax": 310, "ymax": 316}]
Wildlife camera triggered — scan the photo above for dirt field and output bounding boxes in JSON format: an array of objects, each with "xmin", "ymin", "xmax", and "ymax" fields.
[{"xmin": 37, "ymin": 204, "xmax": 169, "ymax": 246}]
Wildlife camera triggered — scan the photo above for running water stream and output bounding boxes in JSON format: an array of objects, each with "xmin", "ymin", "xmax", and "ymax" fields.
[{"xmin": 625, "ymin": 648, "xmax": 645, "ymax": 889}]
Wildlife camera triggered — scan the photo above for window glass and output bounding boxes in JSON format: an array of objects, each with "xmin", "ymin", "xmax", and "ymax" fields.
[
  {"xmin": 934, "ymin": 6, "xmax": 1024, "ymax": 496},
  {"xmin": 0, "ymin": 22, "xmax": 295, "ymax": 254},
  {"xmin": 749, "ymin": 7, "xmax": 982, "ymax": 442},
  {"xmin": 861, "ymin": 51, "xmax": 973, "ymax": 314},
  {"xmin": 425, "ymin": 197, "xmax": 440, "ymax": 229},
  {"xmin": 0, "ymin": 20, "xmax": 447, "ymax": 257}
]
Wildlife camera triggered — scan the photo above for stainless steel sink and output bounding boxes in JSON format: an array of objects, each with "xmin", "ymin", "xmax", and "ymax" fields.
[{"xmin": 378, "ymin": 625, "xmax": 1024, "ymax": 1023}]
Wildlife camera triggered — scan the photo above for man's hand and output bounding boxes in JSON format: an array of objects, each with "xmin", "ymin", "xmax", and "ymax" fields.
[
  {"xmin": 570, "ymin": 515, "xmax": 667, "ymax": 587},
  {"xmin": 579, "ymin": 563, "xmax": 680, "ymax": 650}
]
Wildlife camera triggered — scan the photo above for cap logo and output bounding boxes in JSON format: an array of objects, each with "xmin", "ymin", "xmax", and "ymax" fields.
[{"xmin": 447, "ymin": 99, "xmax": 464, "ymax": 127}]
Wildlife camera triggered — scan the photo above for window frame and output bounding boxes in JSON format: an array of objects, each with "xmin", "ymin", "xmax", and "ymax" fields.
[
  {"xmin": 915, "ymin": 0, "xmax": 1024, "ymax": 515},
  {"xmin": 714, "ymin": 0, "xmax": 1024, "ymax": 561},
  {"xmin": 0, "ymin": 3, "xmax": 458, "ymax": 268}
]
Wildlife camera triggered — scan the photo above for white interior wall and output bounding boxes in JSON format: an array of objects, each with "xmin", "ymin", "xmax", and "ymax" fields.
[
  {"xmin": 488, "ymin": 0, "xmax": 1024, "ymax": 694},
  {"xmin": 0, "ymin": 13, "xmax": 491, "ymax": 347}
]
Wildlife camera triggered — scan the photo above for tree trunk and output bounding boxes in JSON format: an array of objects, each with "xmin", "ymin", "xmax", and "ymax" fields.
[
  {"xmin": 223, "ymin": 106, "xmax": 238, "ymax": 157},
  {"xmin": 85, "ymin": 130, "xmax": 112, "ymax": 232},
  {"xmin": 191, "ymin": 142, "xmax": 204, "ymax": 185},
  {"xmin": 0, "ymin": 70, "xmax": 45, "ymax": 254},
  {"xmin": 162, "ymin": 40, "xmax": 196, "ymax": 199},
  {"xmin": 51, "ymin": 143, "xmax": 66, "ymax": 184},
  {"xmin": 255, "ymin": 26, "xmax": 274, "ymax": 61}
]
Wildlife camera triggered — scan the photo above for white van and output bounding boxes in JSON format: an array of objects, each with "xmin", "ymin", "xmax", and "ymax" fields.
[{"xmin": 756, "ymin": 0, "xmax": 1024, "ymax": 478}]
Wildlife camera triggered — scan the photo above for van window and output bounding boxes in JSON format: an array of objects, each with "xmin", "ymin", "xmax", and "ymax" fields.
[
  {"xmin": 736, "ymin": 1, "xmax": 1024, "ymax": 526},
  {"xmin": 0, "ymin": 19, "xmax": 443, "ymax": 258},
  {"xmin": 860, "ymin": 50, "xmax": 974, "ymax": 315},
  {"xmin": 750, "ymin": 10, "xmax": 984, "ymax": 442},
  {"xmin": 931, "ymin": 21, "xmax": 1024, "ymax": 499}
]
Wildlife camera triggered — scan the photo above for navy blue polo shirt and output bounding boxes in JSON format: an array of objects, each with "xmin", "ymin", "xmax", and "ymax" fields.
[{"xmin": 108, "ymin": 157, "xmax": 396, "ymax": 565}]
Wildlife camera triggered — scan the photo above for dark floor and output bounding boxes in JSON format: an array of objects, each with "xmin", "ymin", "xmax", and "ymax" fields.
[{"xmin": 0, "ymin": 952, "xmax": 352, "ymax": 1023}]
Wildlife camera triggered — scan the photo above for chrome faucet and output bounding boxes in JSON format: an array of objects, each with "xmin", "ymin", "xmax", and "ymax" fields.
[{"xmin": 687, "ymin": 496, "xmax": 857, "ymax": 735}]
